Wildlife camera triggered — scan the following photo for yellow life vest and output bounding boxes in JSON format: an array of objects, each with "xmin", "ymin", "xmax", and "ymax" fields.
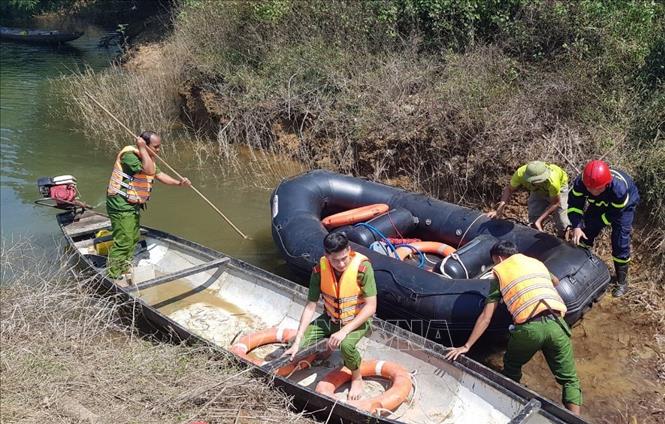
[
  {"xmin": 107, "ymin": 146, "xmax": 155, "ymax": 204},
  {"xmin": 319, "ymin": 251, "xmax": 369, "ymax": 324},
  {"xmin": 493, "ymin": 254, "xmax": 567, "ymax": 324}
]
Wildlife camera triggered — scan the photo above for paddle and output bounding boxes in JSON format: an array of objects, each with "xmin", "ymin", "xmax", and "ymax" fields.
[
  {"xmin": 84, "ymin": 91, "xmax": 250, "ymax": 240},
  {"xmin": 261, "ymin": 338, "xmax": 329, "ymax": 373}
]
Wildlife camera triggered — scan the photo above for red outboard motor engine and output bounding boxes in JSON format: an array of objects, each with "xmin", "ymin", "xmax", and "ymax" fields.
[{"xmin": 37, "ymin": 175, "xmax": 86, "ymax": 210}]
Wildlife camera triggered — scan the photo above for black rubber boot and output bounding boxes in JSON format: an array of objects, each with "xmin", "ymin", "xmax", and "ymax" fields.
[{"xmin": 612, "ymin": 263, "xmax": 629, "ymax": 297}]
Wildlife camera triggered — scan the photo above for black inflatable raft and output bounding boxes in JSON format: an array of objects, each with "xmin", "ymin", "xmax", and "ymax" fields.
[{"xmin": 271, "ymin": 170, "xmax": 610, "ymax": 342}]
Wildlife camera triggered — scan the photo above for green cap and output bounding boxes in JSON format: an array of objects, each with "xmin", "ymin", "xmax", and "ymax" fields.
[{"xmin": 524, "ymin": 161, "xmax": 550, "ymax": 183}]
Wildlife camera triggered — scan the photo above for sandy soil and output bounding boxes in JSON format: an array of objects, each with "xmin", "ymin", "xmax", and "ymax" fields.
[{"xmin": 482, "ymin": 194, "xmax": 665, "ymax": 423}]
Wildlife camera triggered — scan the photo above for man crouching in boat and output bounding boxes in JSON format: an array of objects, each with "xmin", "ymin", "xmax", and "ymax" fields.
[
  {"xmin": 445, "ymin": 240, "xmax": 582, "ymax": 415},
  {"xmin": 283, "ymin": 232, "xmax": 377, "ymax": 400},
  {"xmin": 106, "ymin": 131, "xmax": 191, "ymax": 286}
]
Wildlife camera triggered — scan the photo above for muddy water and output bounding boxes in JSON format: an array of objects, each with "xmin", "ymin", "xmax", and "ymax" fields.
[{"xmin": 0, "ymin": 35, "xmax": 298, "ymax": 274}]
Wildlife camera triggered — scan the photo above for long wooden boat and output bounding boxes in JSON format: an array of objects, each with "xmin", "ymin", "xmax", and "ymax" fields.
[
  {"xmin": 57, "ymin": 210, "xmax": 586, "ymax": 423},
  {"xmin": 1, "ymin": 26, "xmax": 83, "ymax": 44}
]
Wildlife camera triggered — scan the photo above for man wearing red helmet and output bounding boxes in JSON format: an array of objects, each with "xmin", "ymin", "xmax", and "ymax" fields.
[{"xmin": 567, "ymin": 160, "xmax": 639, "ymax": 297}]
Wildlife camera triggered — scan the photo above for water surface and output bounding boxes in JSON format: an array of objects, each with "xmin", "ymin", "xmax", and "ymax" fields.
[{"xmin": 0, "ymin": 33, "xmax": 292, "ymax": 275}]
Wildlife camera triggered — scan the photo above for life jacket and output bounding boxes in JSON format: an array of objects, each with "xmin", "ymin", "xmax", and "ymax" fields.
[
  {"xmin": 493, "ymin": 254, "xmax": 567, "ymax": 324},
  {"xmin": 319, "ymin": 251, "xmax": 369, "ymax": 324},
  {"xmin": 107, "ymin": 146, "xmax": 154, "ymax": 204}
]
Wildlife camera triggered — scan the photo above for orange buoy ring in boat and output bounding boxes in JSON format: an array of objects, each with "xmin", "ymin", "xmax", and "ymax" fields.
[
  {"xmin": 230, "ymin": 327, "xmax": 317, "ymax": 377},
  {"xmin": 321, "ymin": 204, "xmax": 390, "ymax": 229},
  {"xmin": 395, "ymin": 241, "xmax": 456, "ymax": 260},
  {"xmin": 315, "ymin": 359, "xmax": 413, "ymax": 414}
]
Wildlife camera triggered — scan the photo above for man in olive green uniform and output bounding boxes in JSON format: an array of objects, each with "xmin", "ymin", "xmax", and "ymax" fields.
[
  {"xmin": 445, "ymin": 240, "xmax": 582, "ymax": 415},
  {"xmin": 283, "ymin": 232, "xmax": 377, "ymax": 400},
  {"xmin": 487, "ymin": 161, "xmax": 570, "ymax": 236},
  {"xmin": 106, "ymin": 131, "xmax": 191, "ymax": 285}
]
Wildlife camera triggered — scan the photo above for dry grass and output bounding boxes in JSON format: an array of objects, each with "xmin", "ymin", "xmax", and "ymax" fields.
[
  {"xmin": 0, "ymin": 241, "xmax": 315, "ymax": 423},
  {"xmin": 59, "ymin": 41, "xmax": 185, "ymax": 154}
]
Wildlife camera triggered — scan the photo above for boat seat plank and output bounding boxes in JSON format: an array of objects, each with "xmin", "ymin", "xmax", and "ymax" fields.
[
  {"xmin": 150, "ymin": 266, "xmax": 226, "ymax": 310},
  {"xmin": 127, "ymin": 257, "xmax": 230, "ymax": 292},
  {"xmin": 508, "ymin": 398, "xmax": 542, "ymax": 424},
  {"xmin": 92, "ymin": 230, "xmax": 147, "ymax": 244},
  {"xmin": 66, "ymin": 216, "xmax": 112, "ymax": 238}
]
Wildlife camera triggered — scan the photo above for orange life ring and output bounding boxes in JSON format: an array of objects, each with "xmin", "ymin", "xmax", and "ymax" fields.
[
  {"xmin": 315, "ymin": 359, "xmax": 413, "ymax": 414},
  {"xmin": 321, "ymin": 204, "xmax": 390, "ymax": 229},
  {"xmin": 230, "ymin": 327, "xmax": 317, "ymax": 377},
  {"xmin": 395, "ymin": 241, "xmax": 456, "ymax": 260}
]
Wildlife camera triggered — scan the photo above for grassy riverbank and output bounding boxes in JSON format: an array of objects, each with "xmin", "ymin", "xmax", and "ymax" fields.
[
  {"xmin": 67, "ymin": 1, "xmax": 664, "ymax": 225},
  {"xmin": 55, "ymin": 1, "xmax": 664, "ymax": 421},
  {"xmin": 0, "ymin": 242, "xmax": 313, "ymax": 423}
]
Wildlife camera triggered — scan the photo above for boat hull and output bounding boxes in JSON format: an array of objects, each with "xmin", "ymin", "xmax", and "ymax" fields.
[
  {"xmin": 1, "ymin": 27, "xmax": 83, "ymax": 44},
  {"xmin": 57, "ymin": 210, "xmax": 587, "ymax": 423},
  {"xmin": 271, "ymin": 170, "xmax": 610, "ymax": 340}
]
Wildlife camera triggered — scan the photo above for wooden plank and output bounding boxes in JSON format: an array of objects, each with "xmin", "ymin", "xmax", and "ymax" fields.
[
  {"xmin": 66, "ymin": 215, "xmax": 111, "ymax": 238},
  {"xmin": 127, "ymin": 257, "xmax": 231, "ymax": 292}
]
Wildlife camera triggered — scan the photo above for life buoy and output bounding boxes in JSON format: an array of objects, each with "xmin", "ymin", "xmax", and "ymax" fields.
[
  {"xmin": 315, "ymin": 359, "xmax": 413, "ymax": 414},
  {"xmin": 230, "ymin": 327, "xmax": 317, "ymax": 377},
  {"xmin": 321, "ymin": 204, "xmax": 390, "ymax": 229},
  {"xmin": 395, "ymin": 241, "xmax": 456, "ymax": 260}
]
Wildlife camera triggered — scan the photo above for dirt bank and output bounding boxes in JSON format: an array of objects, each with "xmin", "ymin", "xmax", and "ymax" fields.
[
  {"xmin": 105, "ymin": 33, "xmax": 665, "ymax": 423},
  {"xmin": 169, "ymin": 73, "xmax": 665, "ymax": 423}
]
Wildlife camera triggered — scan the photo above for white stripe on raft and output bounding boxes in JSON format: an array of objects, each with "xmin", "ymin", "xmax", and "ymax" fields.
[
  {"xmin": 234, "ymin": 343, "xmax": 248, "ymax": 353},
  {"xmin": 375, "ymin": 360, "xmax": 385, "ymax": 377}
]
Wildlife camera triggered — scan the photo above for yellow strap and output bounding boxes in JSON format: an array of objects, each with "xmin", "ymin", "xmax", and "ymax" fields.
[
  {"xmin": 611, "ymin": 194, "xmax": 629, "ymax": 208},
  {"xmin": 612, "ymin": 256, "xmax": 630, "ymax": 264}
]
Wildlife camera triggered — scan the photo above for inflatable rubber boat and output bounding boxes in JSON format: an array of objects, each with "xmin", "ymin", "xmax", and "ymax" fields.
[{"xmin": 271, "ymin": 170, "xmax": 610, "ymax": 342}]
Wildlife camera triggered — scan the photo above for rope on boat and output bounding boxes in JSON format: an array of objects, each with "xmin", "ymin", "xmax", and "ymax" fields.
[
  {"xmin": 285, "ymin": 359, "xmax": 313, "ymax": 378},
  {"xmin": 438, "ymin": 252, "xmax": 470, "ymax": 279},
  {"xmin": 457, "ymin": 213, "xmax": 486, "ymax": 248},
  {"xmin": 372, "ymin": 369, "xmax": 419, "ymax": 420},
  {"xmin": 272, "ymin": 222, "xmax": 311, "ymax": 260}
]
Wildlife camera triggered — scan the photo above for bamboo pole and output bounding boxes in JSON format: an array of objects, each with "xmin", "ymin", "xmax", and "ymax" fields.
[{"xmin": 84, "ymin": 92, "xmax": 249, "ymax": 239}]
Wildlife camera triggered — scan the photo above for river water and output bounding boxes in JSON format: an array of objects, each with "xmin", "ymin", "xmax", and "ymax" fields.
[{"xmin": 0, "ymin": 32, "xmax": 292, "ymax": 275}]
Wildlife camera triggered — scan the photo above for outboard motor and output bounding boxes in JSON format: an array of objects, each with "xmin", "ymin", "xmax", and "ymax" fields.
[
  {"xmin": 435, "ymin": 234, "xmax": 498, "ymax": 279},
  {"xmin": 36, "ymin": 175, "xmax": 88, "ymax": 210}
]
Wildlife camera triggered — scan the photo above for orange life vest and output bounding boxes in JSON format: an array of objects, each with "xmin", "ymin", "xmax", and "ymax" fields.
[
  {"xmin": 493, "ymin": 254, "xmax": 567, "ymax": 324},
  {"xmin": 107, "ymin": 146, "xmax": 154, "ymax": 204},
  {"xmin": 319, "ymin": 251, "xmax": 369, "ymax": 324}
]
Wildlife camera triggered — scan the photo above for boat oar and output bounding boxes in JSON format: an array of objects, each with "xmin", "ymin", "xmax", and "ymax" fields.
[
  {"xmin": 83, "ymin": 91, "xmax": 249, "ymax": 240},
  {"xmin": 261, "ymin": 338, "xmax": 328, "ymax": 373}
]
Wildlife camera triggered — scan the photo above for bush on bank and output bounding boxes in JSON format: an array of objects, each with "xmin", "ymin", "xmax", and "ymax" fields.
[{"xmin": 66, "ymin": 0, "xmax": 664, "ymax": 230}]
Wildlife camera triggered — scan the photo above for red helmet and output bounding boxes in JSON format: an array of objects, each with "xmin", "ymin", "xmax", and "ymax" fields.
[{"xmin": 582, "ymin": 160, "xmax": 612, "ymax": 190}]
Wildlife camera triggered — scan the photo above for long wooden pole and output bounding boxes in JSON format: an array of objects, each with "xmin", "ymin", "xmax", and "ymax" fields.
[{"xmin": 84, "ymin": 92, "xmax": 249, "ymax": 239}]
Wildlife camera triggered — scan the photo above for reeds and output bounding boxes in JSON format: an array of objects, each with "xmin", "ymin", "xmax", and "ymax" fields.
[{"xmin": 0, "ymin": 240, "xmax": 314, "ymax": 423}]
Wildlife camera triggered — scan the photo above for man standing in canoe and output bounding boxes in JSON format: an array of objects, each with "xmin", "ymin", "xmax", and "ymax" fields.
[
  {"xmin": 283, "ymin": 232, "xmax": 377, "ymax": 400},
  {"xmin": 445, "ymin": 240, "xmax": 582, "ymax": 415},
  {"xmin": 486, "ymin": 161, "xmax": 571, "ymax": 237},
  {"xmin": 106, "ymin": 131, "xmax": 191, "ymax": 286}
]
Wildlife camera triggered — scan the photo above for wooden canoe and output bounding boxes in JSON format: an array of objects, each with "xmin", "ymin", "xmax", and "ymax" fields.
[
  {"xmin": 57, "ymin": 210, "xmax": 586, "ymax": 423},
  {"xmin": 1, "ymin": 26, "xmax": 83, "ymax": 44}
]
